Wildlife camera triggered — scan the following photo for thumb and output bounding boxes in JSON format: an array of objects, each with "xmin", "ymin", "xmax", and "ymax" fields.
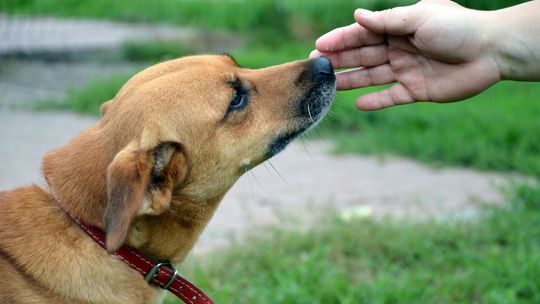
[{"xmin": 355, "ymin": 6, "xmax": 421, "ymax": 35}]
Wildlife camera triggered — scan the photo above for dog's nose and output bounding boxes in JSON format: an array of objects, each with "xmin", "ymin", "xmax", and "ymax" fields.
[{"xmin": 310, "ymin": 56, "xmax": 334, "ymax": 81}]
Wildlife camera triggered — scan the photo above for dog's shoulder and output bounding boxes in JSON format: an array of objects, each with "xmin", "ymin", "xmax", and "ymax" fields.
[{"xmin": 0, "ymin": 185, "xmax": 53, "ymax": 229}]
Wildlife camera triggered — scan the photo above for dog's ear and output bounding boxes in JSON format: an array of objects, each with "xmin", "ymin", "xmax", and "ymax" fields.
[{"xmin": 103, "ymin": 140, "xmax": 187, "ymax": 252}]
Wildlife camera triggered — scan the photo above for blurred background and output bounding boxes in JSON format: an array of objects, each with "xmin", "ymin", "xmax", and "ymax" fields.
[{"xmin": 1, "ymin": 0, "xmax": 539, "ymax": 303}]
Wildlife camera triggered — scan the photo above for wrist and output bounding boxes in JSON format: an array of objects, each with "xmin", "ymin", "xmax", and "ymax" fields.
[
  {"xmin": 480, "ymin": 3, "xmax": 540, "ymax": 81},
  {"xmin": 477, "ymin": 9, "xmax": 510, "ymax": 81}
]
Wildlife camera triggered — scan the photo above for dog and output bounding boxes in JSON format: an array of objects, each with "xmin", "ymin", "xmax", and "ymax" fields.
[{"xmin": 0, "ymin": 54, "xmax": 335, "ymax": 303}]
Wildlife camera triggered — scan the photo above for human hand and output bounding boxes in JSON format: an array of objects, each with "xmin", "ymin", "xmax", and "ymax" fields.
[{"xmin": 310, "ymin": 0, "xmax": 501, "ymax": 110}]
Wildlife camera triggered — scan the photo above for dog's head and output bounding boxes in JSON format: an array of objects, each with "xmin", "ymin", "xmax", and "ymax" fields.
[{"xmin": 71, "ymin": 55, "xmax": 335, "ymax": 252}]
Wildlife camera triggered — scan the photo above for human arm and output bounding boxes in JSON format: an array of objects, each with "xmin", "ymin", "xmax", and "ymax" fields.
[
  {"xmin": 310, "ymin": 0, "xmax": 540, "ymax": 110},
  {"xmin": 488, "ymin": 0, "xmax": 540, "ymax": 82}
]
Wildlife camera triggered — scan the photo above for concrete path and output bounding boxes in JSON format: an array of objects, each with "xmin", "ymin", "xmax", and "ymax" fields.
[
  {"xmin": 0, "ymin": 14, "xmax": 240, "ymax": 56},
  {"xmin": 0, "ymin": 59, "xmax": 143, "ymax": 109}
]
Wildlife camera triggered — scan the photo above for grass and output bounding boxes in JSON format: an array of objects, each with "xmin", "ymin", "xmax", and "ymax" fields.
[
  {"xmin": 1, "ymin": 0, "xmax": 530, "ymax": 47},
  {"xmin": 119, "ymin": 40, "xmax": 313, "ymax": 67},
  {"xmin": 163, "ymin": 183, "xmax": 540, "ymax": 304},
  {"xmin": 34, "ymin": 74, "xmax": 133, "ymax": 115},
  {"xmin": 321, "ymin": 81, "xmax": 540, "ymax": 177},
  {"xmin": 0, "ymin": 0, "xmax": 409, "ymax": 44},
  {"xmin": 121, "ymin": 40, "xmax": 192, "ymax": 62}
]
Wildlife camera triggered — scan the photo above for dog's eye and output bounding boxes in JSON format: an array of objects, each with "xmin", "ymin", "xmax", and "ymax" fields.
[
  {"xmin": 229, "ymin": 90, "xmax": 248, "ymax": 110},
  {"xmin": 228, "ymin": 79, "xmax": 249, "ymax": 112}
]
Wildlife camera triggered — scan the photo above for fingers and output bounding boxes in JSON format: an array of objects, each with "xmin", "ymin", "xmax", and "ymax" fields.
[
  {"xmin": 355, "ymin": 83, "xmax": 416, "ymax": 111},
  {"xmin": 315, "ymin": 22, "xmax": 385, "ymax": 53},
  {"xmin": 311, "ymin": 44, "xmax": 389, "ymax": 69},
  {"xmin": 336, "ymin": 64, "xmax": 395, "ymax": 90},
  {"xmin": 355, "ymin": 5, "xmax": 423, "ymax": 35}
]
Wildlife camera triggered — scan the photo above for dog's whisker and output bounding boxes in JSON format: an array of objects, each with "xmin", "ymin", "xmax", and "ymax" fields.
[
  {"xmin": 315, "ymin": 127, "xmax": 330, "ymax": 138},
  {"xmin": 300, "ymin": 138, "xmax": 318, "ymax": 165},
  {"xmin": 243, "ymin": 164, "xmax": 267, "ymax": 192},
  {"xmin": 243, "ymin": 165, "xmax": 258, "ymax": 206},
  {"xmin": 327, "ymin": 110, "xmax": 340, "ymax": 119},
  {"xmin": 249, "ymin": 170, "xmax": 269, "ymax": 195},
  {"xmin": 262, "ymin": 162, "xmax": 274, "ymax": 175},
  {"xmin": 309, "ymin": 121, "xmax": 331, "ymax": 138},
  {"xmin": 307, "ymin": 103, "xmax": 316, "ymax": 124},
  {"xmin": 267, "ymin": 160, "xmax": 288, "ymax": 184},
  {"xmin": 302, "ymin": 131, "xmax": 319, "ymax": 142}
]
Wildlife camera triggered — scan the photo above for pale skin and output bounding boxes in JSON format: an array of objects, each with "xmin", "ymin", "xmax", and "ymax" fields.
[{"xmin": 310, "ymin": 0, "xmax": 540, "ymax": 110}]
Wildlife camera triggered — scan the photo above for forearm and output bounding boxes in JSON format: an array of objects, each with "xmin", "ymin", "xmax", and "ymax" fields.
[{"xmin": 484, "ymin": 0, "xmax": 540, "ymax": 81}]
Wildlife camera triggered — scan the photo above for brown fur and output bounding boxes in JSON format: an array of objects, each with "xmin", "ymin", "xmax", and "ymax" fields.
[{"xmin": 0, "ymin": 55, "xmax": 334, "ymax": 303}]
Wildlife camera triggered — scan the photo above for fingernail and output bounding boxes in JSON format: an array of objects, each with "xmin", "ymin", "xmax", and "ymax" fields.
[
  {"xmin": 355, "ymin": 9, "xmax": 374, "ymax": 17},
  {"xmin": 315, "ymin": 34, "xmax": 328, "ymax": 45},
  {"xmin": 315, "ymin": 36, "xmax": 333, "ymax": 52}
]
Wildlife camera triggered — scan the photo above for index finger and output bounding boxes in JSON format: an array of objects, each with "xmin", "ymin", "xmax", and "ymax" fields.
[{"xmin": 315, "ymin": 22, "xmax": 385, "ymax": 53}]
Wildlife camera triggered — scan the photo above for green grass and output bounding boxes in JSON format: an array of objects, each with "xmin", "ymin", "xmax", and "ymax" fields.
[
  {"xmin": 321, "ymin": 81, "xmax": 540, "ymax": 177},
  {"xmin": 1, "ymin": 0, "xmax": 408, "ymax": 43},
  {"xmin": 1, "ymin": 0, "xmax": 530, "ymax": 46},
  {"xmin": 121, "ymin": 40, "xmax": 192, "ymax": 62},
  {"xmin": 34, "ymin": 74, "xmax": 132, "ymax": 115},
  {"xmin": 163, "ymin": 183, "xmax": 540, "ymax": 304},
  {"xmin": 120, "ymin": 41, "xmax": 312, "ymax": 67}
]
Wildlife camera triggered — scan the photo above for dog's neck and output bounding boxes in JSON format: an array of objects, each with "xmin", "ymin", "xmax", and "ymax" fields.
[
  {"xmin": 128, "ymin": 194, "xmax": 223, "ymax": 262},
  {"xmin": 42, "ymin": 123, "xmax": 220, "ymax": 263},
  {"xmin": 43, "ymin": 123, "xmax": 112, "ymax": 228}
]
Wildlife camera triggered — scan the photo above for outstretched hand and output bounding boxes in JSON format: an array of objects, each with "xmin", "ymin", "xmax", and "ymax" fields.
[{"xmin": 310, "ymin": 0, "xmax": 501, "ymax": 110}]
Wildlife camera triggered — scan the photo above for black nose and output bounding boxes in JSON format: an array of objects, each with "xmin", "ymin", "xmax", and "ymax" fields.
[{"xmin": 310, "ymin": 56, "xmax": 334, "ymax": 81}]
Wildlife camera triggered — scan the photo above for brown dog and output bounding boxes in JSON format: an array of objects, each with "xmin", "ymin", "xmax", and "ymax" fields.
[{"xmin": 0, "ymin": 55, "xmax": 335, "ymax": 303}]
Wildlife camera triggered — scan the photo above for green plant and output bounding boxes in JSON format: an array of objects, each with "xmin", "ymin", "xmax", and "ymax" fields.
[
  {"xmin": 163, "ymin": 183, "xmax": 540, "ymax": 304},
  {"xmin": 3, "ymin": 0, "xmax": 529, "ymax": 47},
  {"xmin": 320, "ymin": 81, "xmax": 540, "ymax": 177},
  {"xmin": 121, "ymin": 40, "xmax": 191, "ymax": 62},
  {"xmin": 35, "ymin": 74, "xmax": 132, "ymax": 115}
]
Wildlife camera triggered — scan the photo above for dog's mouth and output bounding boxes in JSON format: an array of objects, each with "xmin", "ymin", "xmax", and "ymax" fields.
[
  {"xmin": 298, "ymin": 80, "xmax": 336, "ymax": 124},
  {"xmin": 267, "ymin": 68, "xmax": 336, "ymax": 159},
  {"xmin": 267, "ymin": 127, "xmax": 308, "ymax": 159}
]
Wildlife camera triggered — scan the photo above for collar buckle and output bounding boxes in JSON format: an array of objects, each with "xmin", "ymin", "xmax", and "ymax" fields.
[{"xmin": 145, "ymin": 262, "xmax": 173, "ymax": 286}]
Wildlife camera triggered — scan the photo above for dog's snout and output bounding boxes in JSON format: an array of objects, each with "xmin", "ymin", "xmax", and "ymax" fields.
[{"xmin": 311, "ymin": 56, "xmax": 334, "ymax": 80}]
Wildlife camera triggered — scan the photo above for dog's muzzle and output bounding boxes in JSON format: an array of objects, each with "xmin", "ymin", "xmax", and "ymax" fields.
[
  {"xmin": 300, "ymin": 56, "xmax": 336, "ymax": 122},
  {"xmin": 267, "ymin": 56, "xmax": 336, "ymax": 158}
]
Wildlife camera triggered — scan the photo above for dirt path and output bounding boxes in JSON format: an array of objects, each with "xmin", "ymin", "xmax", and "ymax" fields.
[{"xmin": 0, "ymin": 14, "xmax": 240, "ymax": 56}]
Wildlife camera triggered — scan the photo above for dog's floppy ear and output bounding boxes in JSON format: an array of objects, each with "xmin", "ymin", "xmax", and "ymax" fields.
[{"xmin": 104, "ymin": 140, "xmax": 187, "ymax": 252}]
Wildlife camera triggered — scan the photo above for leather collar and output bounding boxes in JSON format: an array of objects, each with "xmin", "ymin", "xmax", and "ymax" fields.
[{"xmin": 52, "ymin": 191, "xmax": 215, "ymax": 304}]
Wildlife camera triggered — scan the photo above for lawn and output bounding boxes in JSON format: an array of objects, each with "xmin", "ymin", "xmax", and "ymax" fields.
[
  {"xmin": 2, "ymin": 1, "xmax": 529, "ymax": 28},
  {"xmin": 324, "ymin": 81, "xmax": 540, "ymax": 177},
  {"xmin": 165, "ymin": 184, "xmax": 540, "ymax": 304}
]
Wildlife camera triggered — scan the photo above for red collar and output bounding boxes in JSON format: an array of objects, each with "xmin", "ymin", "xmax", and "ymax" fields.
[{"xmin": 54, "ymin": 193, "xmax": 215, "ymax": 304}]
